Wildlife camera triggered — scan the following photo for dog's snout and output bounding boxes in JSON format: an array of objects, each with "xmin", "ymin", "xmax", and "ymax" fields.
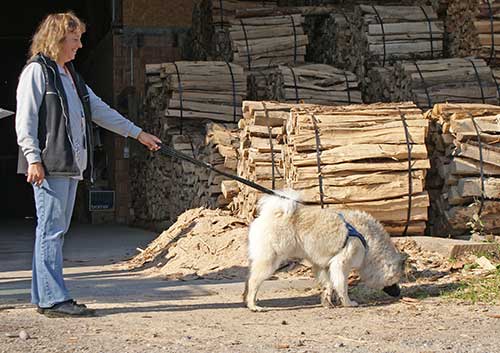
[{"xmin": 383, "ymin": 284, "xmax": 401, "ymax": 298}]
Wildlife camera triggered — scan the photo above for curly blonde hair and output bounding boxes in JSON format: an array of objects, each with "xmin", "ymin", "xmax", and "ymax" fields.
[{"xmin": 29, "ymin": 11, "xmax": 86, "ymax": 62}]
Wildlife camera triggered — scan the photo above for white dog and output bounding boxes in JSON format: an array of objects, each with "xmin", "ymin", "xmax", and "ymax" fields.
[{"xmin": 243, "ymin": 190, "xmax": 407, "ymax": 312}]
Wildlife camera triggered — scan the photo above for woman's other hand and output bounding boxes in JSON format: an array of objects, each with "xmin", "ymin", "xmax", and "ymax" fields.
[{"xmin": 27, "ymin": 162, "xmax": 45, "ymax": 186}]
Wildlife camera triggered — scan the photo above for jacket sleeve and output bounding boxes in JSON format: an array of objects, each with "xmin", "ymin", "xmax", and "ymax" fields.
[
  {"xmin": 87, "ymin": 85, "xmax": 142, "ymax": 139},
  {"xmin": 15, "ymin": 63, "xmax": 45, "ymax": 165}
]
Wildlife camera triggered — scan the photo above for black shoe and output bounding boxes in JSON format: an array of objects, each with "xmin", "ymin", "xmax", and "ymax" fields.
[
  {"xmin": 37, "ymin": 300, "xmax": 95, "ymax": 317},
  {"xmin": 36, "ymin": 300, "xmax": 88, "ymax": 314}
]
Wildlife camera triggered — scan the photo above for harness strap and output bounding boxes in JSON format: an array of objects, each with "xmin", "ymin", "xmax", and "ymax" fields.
[{"xmin": 338, "ymin": 213, "xmax": 368, "ymax": 249}]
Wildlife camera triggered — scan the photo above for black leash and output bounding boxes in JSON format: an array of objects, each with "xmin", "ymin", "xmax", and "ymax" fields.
[{"xmin": 157, "ymin": 142, "xmax": 308, "ymax": 204}]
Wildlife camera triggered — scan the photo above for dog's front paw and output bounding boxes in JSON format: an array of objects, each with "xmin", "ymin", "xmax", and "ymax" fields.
[{"xmin": 248, "ymin": 304, "xmax": 268, "ymax": 312}]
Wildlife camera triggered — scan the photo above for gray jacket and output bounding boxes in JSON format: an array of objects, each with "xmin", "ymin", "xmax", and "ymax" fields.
[{"xmin": 16, "ymin": 54, "xmax": 142, "ymax": 180}]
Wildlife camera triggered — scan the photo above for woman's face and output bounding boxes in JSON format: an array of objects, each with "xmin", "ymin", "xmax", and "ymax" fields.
[{"xmin": 58, "ymin": 31, "xmax": 82, "ymax": 64}]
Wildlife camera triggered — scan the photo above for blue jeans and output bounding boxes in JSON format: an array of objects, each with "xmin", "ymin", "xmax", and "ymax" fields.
[{"xmin": 31, "ymin": 176, "xmax": 79, "ymax": 308}]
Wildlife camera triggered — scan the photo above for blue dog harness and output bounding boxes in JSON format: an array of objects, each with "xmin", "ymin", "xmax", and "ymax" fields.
[{"xmin": 338, "ymin": 213, "xmax": 368, "ymax": 249}]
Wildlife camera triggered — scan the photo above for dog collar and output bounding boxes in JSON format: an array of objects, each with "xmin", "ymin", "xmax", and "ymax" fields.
[{"xmin": 338, "ymin": 213, "xmax": 368, "ymax": 249}]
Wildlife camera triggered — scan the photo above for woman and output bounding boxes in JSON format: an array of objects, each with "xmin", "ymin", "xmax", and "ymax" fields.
[{"xmin": 15, "ymin": 12, "xmax": 161, "ymax": 317}]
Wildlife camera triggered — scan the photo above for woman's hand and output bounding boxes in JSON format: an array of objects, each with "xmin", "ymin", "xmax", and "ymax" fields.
[
  {"xmin": 137, "ymin": 131, "xmax": 162, "ymax": 151},
  {"xmin": 27, "ymin": 162, "xmax": 45, "ymax": 186}
]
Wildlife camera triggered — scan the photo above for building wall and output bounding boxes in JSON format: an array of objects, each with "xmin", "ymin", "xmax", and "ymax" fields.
[
  {"xmin": 122, "ymin": 0, "xmax": 194, "ymax": 27},
  {"xmin": 82, "ymin": 0, "xmax": 193, "ymax": 224}
]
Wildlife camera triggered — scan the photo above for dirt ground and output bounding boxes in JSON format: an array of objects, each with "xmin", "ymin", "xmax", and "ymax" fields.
[
  {"xmin": 2, "ymin": 210, "xmax": 500, "ymax": 353},
  {"xmin": 1, "ymin": 268, "xmax": 500, "ymax": 353}
]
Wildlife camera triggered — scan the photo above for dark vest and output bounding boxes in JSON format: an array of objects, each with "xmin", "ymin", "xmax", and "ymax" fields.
[{"xmin": 17, "ymin": 54, "xmax": 94, "ymax": 181}]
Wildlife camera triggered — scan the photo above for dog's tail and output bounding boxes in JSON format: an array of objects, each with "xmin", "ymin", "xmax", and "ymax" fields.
[{"xmin": 256, "ymin": 189, "xmax": 301, "ymax": 219}]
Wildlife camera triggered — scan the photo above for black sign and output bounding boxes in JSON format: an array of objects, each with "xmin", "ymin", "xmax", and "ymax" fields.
[{"xmin": 89, "ymin": 190, "xmax": 115, "ymax": 211}]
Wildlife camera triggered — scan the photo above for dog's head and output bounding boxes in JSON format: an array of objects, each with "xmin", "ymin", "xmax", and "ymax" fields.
[{"xmin": 360, "ymin": 247, "xmax": 408, "ymax": 296}]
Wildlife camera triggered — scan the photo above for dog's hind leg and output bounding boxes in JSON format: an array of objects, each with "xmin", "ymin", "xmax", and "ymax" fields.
[
  {"xmin": 312, "ymin": 265, "xmax": 334, "ymax": 308},
  {"xmin": 245, "ymin": 257, "xmax": 281, "ymax": 312}
]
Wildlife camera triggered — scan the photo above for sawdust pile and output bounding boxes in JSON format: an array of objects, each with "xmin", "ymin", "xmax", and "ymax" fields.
[{"xmin": 124, "ymin": 207, "xmax": 250, "ymax": 280}]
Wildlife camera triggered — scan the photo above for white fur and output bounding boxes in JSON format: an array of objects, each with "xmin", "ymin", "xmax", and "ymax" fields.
[{"xmin": 243, "ymin": 190, "xmax": 406, "ymax": 312}]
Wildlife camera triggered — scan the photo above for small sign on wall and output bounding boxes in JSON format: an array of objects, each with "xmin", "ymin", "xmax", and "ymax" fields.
[{"xmin": 89, "ymin": 190, "xmax": 115, "ymax": 212}]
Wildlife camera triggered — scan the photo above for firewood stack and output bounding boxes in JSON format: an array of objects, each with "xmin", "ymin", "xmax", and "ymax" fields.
[
  {"xmin": 444, "ymin": 0, "xmax": 480, "ymax": 58},
  {"xmin": 316, "ymin": 11, "xmax": 355, "ymax": 69},
  {"xmin": 391, "ymin": 57, "xmax": 499, "ymax": 110},
  {"xmin": 159, "ymin": 61, "xmax": 247, "ymax": 126},
  {"xmin": 193, "ymin": 122, "xmax": 240, "ymax": 208},
  {"xmin": 228, "ymin": 12, "xmax": 308, "ymax": 71},
  {"xmin": 130, "ymin": 62, "xmax": 247, "ymax": 228},
  {"xmin": 350, "ymin": 5, "xmax": 444, "ymax": 102},
  {"xmin": 351, "ymin": 5, "xmax": 444, "ymax": 74},
  {"xmin": 283, "ymin": 102, "xmax": 431, "ymax": 236},
  {"xmin": 426, "ymin": 103, "xmax": 500, "ymax": 236},
  {"xmin": 233, "ymin": 101, "xmax": 300, "ymax": 220},
  {"xmin": 191, "ymin": 0, "xmax": 278, "ymax": 60},
  {"xmin": 474, "ymin": 1, "xmax": 500, "ymax": 66},
  {"xmin": 266, "ymin": 63, "xmax": 363, "ymax": 105}
]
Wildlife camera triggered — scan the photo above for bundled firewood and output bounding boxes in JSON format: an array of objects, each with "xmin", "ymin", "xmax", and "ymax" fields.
[
  {"xmin": 474, "ymin": 1, "xmax": 500, "ymax": 66},
  {"xmin": 284, "ymin": 102, "xmax": 431, "ymax": 236},
  {"xmin": 350, "ymin": 5, "xmax": 444, "ymax": 81},
  {"xmin": 154, "ymin": 61, "xmax": 247, "ymax": 125},
  {"xmin": 228, "ymin": 12, "xmax": 307, "ymax": 70},
  {"xmin": 193, "ymin": 122, "xmax": 240, "ymax": 208},
  {"xmin": 191, "ymin": 0, "xmax": 278, "ymax": 60},
  {"xmin": 233, "ymin": 101, "xmax": 301, "ymax": 220},
  {"xmin": 391, "ymin": 57, "xmax": 499, "ymax": 110},
  {"xmin": 264, "ymin": 63, "xmax": 362, "ymax": 105},
  {"xmin": 426, "ymin": 103, "xmax": 500, "ymax": 236}
]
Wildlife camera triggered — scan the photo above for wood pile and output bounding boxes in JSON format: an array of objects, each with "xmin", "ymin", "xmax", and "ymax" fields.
[
  {"xmin": 266, "ymin": 63, "xmax": 363, "ymax": 105},
  {"xmin": 444, "ymin": 0, "xmax": 479, "ymax": 58},
  {"xmin": 130, "ymin": 62, "xmax": 246, "ymax": 229},
  {"xmin": 391, "ymin": 57, "xmax": 499, "ymax": 110},
  {"xmin": 315, "ymin": 11, "xmax": 355, "ymax": 69},
  {"xmin": 283, "ymin": 102, "xmax": 431, "ymax": 236},
  {"xmin": 228, "ymin": 12, "xmax": 308, "ymax": 71},
  {"xmin": 426, "ymin": 103, "xmax": 500, "ymax": 236},
  {"xmin": 474, "ymin": 0, "xmax": 500, "ymax": 66},
  {"xmin": 233, "ymin": 101, "xmax": 301, "ymax": 220},
  {"xmin": 156, "ymin": 61, "xmax": 247, "ymax": 125},
  {"xmin": 350, "ymin": 5, "xmax": 444, "ymax": 81},
  {"xmin": 193, "ymin": 122, "xmax": 241, "ymax": 208},
  {"xmin": 191, "ymin": 0, "xmax": 278, "ymax": 60}
]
